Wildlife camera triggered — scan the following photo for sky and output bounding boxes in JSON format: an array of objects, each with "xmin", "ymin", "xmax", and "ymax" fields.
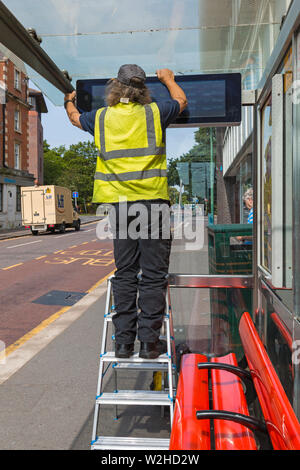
[{"xmin": 41, "ymin": 95, "xmax": 198, "ymax": 160}]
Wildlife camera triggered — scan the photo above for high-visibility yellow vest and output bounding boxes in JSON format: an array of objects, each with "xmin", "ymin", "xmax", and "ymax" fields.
[{"xmin": 92, "ymin": 101, "xmax": 169, "ymax": 203}]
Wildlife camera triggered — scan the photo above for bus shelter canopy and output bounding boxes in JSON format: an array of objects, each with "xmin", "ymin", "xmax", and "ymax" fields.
[{"xmin": 1, "ymin": 0, "xmax": 291, "ymax": 104}]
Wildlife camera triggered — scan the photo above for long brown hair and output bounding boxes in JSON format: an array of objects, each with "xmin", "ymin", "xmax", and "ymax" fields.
[{"xmin": 105, "ymin": 78, "xmax": 152, "ymax": 106}]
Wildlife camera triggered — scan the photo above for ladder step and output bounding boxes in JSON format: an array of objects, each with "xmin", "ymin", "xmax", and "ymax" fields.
[
  {"xmin": 113, "ymin": 362, "xmax": 168, "ymax": 371},
  {"xmin": 96, "ymin": 390, "xmax": 172, "ymax": 406},
  {"xmin": 101, "ymin": 351, "xmax": 171, "ymax": 363},
  {"xmin": 91, "ymin": 436, "xmax": 170, "ymax": 450},
  {"xmin": 105, "ymin": 312, "xmax": 170, "ymax": 322}
]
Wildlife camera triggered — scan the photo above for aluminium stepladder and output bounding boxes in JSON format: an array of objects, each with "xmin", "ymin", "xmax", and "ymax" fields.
[{"xmin": 91, "ymin": 275, "xmax": 177, "ymax": 450}]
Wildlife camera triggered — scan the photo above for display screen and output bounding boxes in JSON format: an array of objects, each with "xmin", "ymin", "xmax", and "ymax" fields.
[{"xmin": 76, "ymin": 73, "xmax": 241, "ymax": 127}]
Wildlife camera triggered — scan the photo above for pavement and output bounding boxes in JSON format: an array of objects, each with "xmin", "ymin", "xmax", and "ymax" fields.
[{"xmin": 0, "ymin": 215, "xmax": 103, "ymax": 240}]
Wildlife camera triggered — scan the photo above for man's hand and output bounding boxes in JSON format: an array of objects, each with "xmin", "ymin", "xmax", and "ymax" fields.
[
  {"xmin": 156, "ymin": 69, "xmax": 175, "ymax": 85},
  {"xmin": 64, "ymin": 91, "xmax": 82, "ymax": 129},
  {"xmin": 156, "ymin": 68, "xmax": 188, "ymax": 114},
  {"xmin": 64, "ymin": 90, "xmax": 76, "ymax": 103}
]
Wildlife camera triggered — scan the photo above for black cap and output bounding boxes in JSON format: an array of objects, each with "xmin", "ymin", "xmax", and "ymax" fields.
[{"xmin": 117, "ymin": 64, "xmax": 146, "ymax": 87}]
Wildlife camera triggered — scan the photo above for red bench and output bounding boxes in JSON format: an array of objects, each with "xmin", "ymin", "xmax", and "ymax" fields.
[
  {"xmin": 169, "ymin": 353, "xmax": 257, "ymax": 450},
  {"xmin": 239, "ymin": 312, "xmax": 300, "ymax": 450},
  {"xmin": 209, "ymin": 353, "xmax": 257, "ymax": 450},
  {"xmin": 169, "ymin": 312, "xmax": 300, "ymax": 450},
  {"xmin": 169, "ymin": 354, "xmax": 211, "ymax": 450}
]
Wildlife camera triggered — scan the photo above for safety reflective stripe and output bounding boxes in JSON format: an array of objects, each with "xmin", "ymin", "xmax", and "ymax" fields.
[
  {"xmin": 94, "ymin": 168, "xmax": 167, "ymax": 182},
  {"xmin": 98, "ymin": 104, "xmax": 165, "ymax": 160}
]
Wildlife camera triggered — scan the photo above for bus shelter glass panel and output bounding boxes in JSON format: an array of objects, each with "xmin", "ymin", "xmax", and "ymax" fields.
[
  {"xmin": 167, "ymin": 128, "xmax": 216, "ymax": 277},
  {"xmin": 259, "ymin": 44, "xmax": 293, "ymax": 296},
  {"xmin": 257, "ymin": 41, "xmax": 296, "ymax": 412},
  {"xmin": 167, "ymin": 125, "xmax": 253, "ymax": 355},
  {"xmin": 260, "ymin": 284, "xmax": 299, "ymax": 409},
  {"xmin": 170, "ymin": 286, "xmax": 252, "ymax": 365},
  {"xmin": 2, "ymin": 0, "xmax": 294, "ymax": 104},
  {"xmin": 167, "ymin": 126, "xmax": 253, "ymax": 277}
]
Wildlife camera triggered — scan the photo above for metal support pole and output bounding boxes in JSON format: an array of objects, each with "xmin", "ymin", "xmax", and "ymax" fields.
[
  {"xmin": 210, "ymin": 128, "xmax": 214, "ymax": 220},
  {"xmin": 252, "ymin": 103, "xmax": 259, "ymax": 323},
  {"xmin": 292, "ymin": 29, "xmax": 300, "ymax": 419},
  {"xmin": 178, "ymin": 178, "xmax": 183, "ymax": 207}
]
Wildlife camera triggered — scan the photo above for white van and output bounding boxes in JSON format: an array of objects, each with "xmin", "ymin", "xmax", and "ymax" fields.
[{"xmin": 21, "ymin": 185, "xmax": 81, "ymax": 235}]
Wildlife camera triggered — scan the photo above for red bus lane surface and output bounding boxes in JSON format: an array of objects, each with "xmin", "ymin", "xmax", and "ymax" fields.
[{"xmin": 0, "ymin": 239, "xmax": 115, "ymax": 350}]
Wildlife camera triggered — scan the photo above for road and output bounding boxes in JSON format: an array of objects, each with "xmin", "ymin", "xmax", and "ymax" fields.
[{"xmin": 0, "ymin": 220, "xmax": 115, "ymax": 350}]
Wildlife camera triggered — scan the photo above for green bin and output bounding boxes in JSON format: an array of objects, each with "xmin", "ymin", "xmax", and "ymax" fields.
[
  {"xmin": 208, "ymin": 224, "xmax": 253, "ymax": 275},
  {"xmin": 207, "ymin": 224, "xmax": 253, "ymax": 363}
]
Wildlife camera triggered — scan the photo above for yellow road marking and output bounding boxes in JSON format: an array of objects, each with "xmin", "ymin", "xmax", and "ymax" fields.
[
  {"xmin": 69, "ymin": 245, "xmax": 77, "ymax": 248},
  {"xmin": 81, "ymin": 242, "xmax": 89, "ymax": 245},
  {"xmin": 85, "ymin": 268, "xmax": 115, "ymax": 293},
  {"xmin": 0, "ymin": 235, "xmax": 31, "ymax": 244},
  {"xmin": 0, "ymin": 306, "xmax": 70, "ymax": 363},
  {"xmin": 45, "ymin": 255, "xmax": 114, "ymax": 267},
  {"xmin": 0, "ymin": 269, "xmax": 115, "ymax": 362},
  {"xmin": 82, "ymin": 220, "xmax": 99, "ymax": 226},
  {"xmin": 54, "ymin": 250, "xmax": 62, "ymax": 254},
  {"xmin": 2, "ymin": 263, "xmax": 23, "ymax": 270},
  {"xmin": 35, "ymin": 255, "xmax": 47, "ymax": 260}
]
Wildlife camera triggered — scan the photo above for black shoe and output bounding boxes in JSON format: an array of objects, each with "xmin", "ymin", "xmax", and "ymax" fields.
[
  {"xmin": 139, "ymin": 340, "xmax": 167, "ymax": 359},
  {"xmin": 115, "ymin": 343, "xmax": 134, "ymax": 358}
]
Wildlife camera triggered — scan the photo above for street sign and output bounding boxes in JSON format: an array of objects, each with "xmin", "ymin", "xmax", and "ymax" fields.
[{"xmin": 72, "ymin": 191, "xmax": 79, "ymax": 198}]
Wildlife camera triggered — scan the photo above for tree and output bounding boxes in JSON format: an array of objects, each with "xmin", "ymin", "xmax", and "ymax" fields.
[
  {"xmin": 43, "ymin": 140, "xmax": 98, "ymax": 211},
  {"xmin": 168, "ymin": 186, "xmax": 179, "ymax": 206},
  {"xmin": 194, "ymin": 127, "xmax": 216, "ymax": 147},
  {"xmin": 43, "ymin": 141, "xmax": 65, "ymax": 185}
]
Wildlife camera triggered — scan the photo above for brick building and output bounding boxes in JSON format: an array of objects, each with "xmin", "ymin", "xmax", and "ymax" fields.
[
  {"xmin": 0, "ymin": 45, "xmax": 47, "ymax": 230},
  {"xmin": 28, "ymin": 88, "xmax": 48, "ymax": 185}
]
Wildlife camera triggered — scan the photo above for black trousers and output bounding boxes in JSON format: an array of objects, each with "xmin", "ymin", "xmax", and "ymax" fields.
[{"xmin": 110, "ymin": 200, "xmax": 172, "ymax": 344}]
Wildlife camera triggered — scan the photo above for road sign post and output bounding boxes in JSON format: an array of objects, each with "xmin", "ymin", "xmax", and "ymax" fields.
[{"xmin": 72, "ymin": 191, "xmax": 79, "ymax": 209}]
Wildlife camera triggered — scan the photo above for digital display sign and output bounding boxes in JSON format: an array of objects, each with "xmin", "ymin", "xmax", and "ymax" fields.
[{"xmin": 76, "ymin": 73, "xmax": 241, "ymax": 127}]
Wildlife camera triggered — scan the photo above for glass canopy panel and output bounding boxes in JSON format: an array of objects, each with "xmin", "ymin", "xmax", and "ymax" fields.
[{"xmin": 1, "ymin": 0, "xmax": 292, "ymax": 104}]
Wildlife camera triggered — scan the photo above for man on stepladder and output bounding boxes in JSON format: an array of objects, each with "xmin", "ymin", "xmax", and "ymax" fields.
[{"xmin": 64, "ymin": 65, "xmax": 187, "ymax": 359}]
